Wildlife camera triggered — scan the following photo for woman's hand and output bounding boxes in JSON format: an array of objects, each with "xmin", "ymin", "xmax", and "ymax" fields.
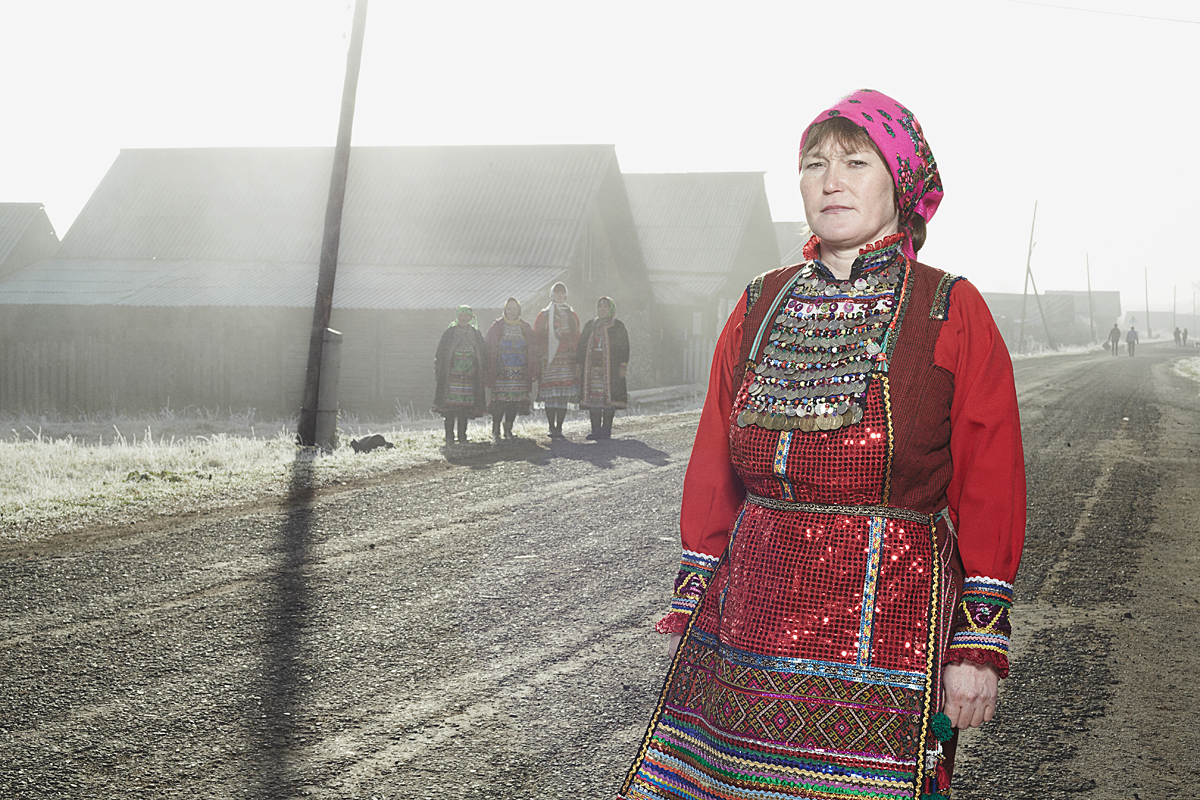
[
  {"xmin": 619, "ymin": 363, "xmax": 628, "ymax": 379},
  {"xmin": 941, "ymin": 661, "xmax": 999, "ymax": 729},
  {"xmin": 667, "ymin": 633, "xmax": 683, "ymax": 660}
]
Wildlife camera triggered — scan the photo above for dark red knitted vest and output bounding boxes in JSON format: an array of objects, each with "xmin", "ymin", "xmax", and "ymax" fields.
[{"xmin": 739, "ymin": 259, "xmax": 955, "ymax": 514}]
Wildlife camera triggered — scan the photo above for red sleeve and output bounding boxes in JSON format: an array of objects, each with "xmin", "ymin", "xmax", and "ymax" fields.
[
  {"xmin": 934, "ymin": 279, "xmax": 1026, "ymax": 676},
  {"xmin": 656, "ymin": 293, "xmax": 748, "ymax": 635},
  {"xmin": 679, "ymin": 294, "xmax": 748, "ymax": 559}
]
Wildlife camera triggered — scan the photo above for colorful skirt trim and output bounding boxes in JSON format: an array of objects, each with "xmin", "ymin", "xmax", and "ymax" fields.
[{"xmin": 620, "ymin": 500, "xmax": 948, "ymax": 800}]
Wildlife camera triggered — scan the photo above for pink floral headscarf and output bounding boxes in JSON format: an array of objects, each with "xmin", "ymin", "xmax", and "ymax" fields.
[{"xmin": 800, "ymin": 88, "xmax": 944, "ymax": 241}]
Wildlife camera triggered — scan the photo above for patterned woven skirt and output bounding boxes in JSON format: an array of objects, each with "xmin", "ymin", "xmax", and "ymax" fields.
[
  {"xmin": 537, "ymin": 352, "xmax": 579, "ymax": 409},
  {"xmin": 620, "ymin": 499, "xmax": 955, "ymax": 799}
]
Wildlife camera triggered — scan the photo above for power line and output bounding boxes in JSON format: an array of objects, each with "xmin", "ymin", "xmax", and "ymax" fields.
[{"xmin": 1002, "ymin": 0, "xmax": 1200, "ymax": 24}]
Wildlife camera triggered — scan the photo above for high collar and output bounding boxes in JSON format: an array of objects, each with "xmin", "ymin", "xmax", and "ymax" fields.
[{"xmin": 802, "ymin": 232, "xmax": 906, "ymax": 281}]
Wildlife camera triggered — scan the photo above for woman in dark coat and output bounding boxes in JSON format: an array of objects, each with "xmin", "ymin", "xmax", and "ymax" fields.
[
  {"xmin": 484, "ymin": 297, "xmax": 536, "ymax": 441},
  {"xmin": 433, "ymin": 305, "xmax": 488, "ymax": 445},
  {"xmin": 577, "ymin": 296, "xmax": 629, "ymax": 440}
]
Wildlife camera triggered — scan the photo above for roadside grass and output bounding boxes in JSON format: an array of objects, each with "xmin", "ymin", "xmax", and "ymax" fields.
[
  {"xmin": 1, "ymin": 388, "xmax": 708, "ymax": 543},
  {"xmin": 0, "ymin": 409, "xmax": 488, "ymax": 543},
  {"xmin": 1173, "ymin": 356, "xmax": 1200, "ymax": 389}
]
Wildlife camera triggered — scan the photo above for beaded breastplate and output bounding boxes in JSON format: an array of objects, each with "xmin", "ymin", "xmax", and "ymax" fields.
[{"xmin": 737, "ymin": 237, "xmax": 907, "ymax": 432}]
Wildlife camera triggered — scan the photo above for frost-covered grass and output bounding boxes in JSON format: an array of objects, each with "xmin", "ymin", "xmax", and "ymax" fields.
[
  {"xmin": 0, "ymin": 410, "xmax": 486, "ymax": 542},
  {"xmin": 1173, "ymin": 356, "xmax": 1200, "ymax": 389},
  {"xmin": 0, "ymin": 391, "xmax": 708, "ymax": 543}
]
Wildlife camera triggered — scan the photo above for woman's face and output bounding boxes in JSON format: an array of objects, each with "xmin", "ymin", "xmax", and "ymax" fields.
[
  {"xmin": 456, "ymin": 312, "xmax": 472, "ymax": 326},
  {"xmin": 800, "ymin": 143, "xmax": 899, "ymax": 252},
  {"xmin": 505, "ymin": 301, "xmax": 520, "ymax": 320},
  {"xmin": 597, "ymin": 300, "xmax": 613, "ymax": 319},
  {"xmin": 552, "ymin": 289, "xmax": 567, "ymax": 304}
]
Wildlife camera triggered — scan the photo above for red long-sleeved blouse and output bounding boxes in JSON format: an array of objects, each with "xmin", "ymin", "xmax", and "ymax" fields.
[{"xmin": 665, "ymin": 277, "xmax": 1026, "ymax": 675}]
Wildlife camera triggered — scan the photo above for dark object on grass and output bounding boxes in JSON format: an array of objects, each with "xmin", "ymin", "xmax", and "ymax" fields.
[{"xmin": 350, "ymin": 434, "xmax": 394, "ymax": 453}]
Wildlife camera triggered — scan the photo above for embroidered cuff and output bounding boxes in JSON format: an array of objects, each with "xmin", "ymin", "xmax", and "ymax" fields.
[
  {"xmin": 946, "ymin": 577, "xmax": 1014, "ymax": 678},
  {"xmin": 654, "ymin": 549, "xmax": 719, "ymax": 635}
]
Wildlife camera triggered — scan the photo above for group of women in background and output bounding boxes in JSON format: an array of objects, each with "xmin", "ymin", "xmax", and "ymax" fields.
[{"xmin": 432, "ymin": 282, "xmax": 630, "ymax": 444}]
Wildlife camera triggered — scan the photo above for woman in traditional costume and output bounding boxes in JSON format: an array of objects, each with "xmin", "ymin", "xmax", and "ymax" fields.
[
  {"xmin": 432, "ymin": 305, "xmax": 487, "ymax": 446},
  {"xmin": 620, "ymin": 89, "xmax": 1025, "ymax": 800},
  {"xmin": 578, "ymin": 296, "xmax": 630, "ymax": 440},
  {"xmin": 534, "ymin": 282, "xmax": 581, "ymax": 438},
  {"xmin": 485, "ymin": 297, "xmax": 536, "ymax": 441}
]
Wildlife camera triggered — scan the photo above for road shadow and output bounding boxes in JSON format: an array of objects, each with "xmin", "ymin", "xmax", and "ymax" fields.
[
  {"xmin": 248, "ymin": 448, "xmax": 317, "ymax": 798},
  {"xmin": 441, "ymin": 436, "xmax": 550, "ymax": 470},
  {"xmin": 439, "ymin": 434, "xmax": 672, "ymax": 471},
  {"xmin": 536, "ymin": 436, "xmax": 671, "ymax": 469}
]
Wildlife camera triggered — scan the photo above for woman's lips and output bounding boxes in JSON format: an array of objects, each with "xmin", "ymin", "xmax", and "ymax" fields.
[{"xmin": 822, "ymin": 205, "xmax": 852, "ymax": 213}]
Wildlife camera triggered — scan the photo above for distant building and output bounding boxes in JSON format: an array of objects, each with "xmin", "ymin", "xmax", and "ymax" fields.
[
  {"xmin": 981, "ymin": 289, "xmax": 1120, "ymax": 351},
  {"xmin": 0, "ymin": 145, "xmax": 655, "ymax": 417},
  {"xmin": 0, "ymin": 203, "xmax": 59, "ymax": 281},
  {"xmin": 625, "ymin": 173, "xmax": 778, "ymax": 383},
  {"xmin": 774, "ymin": 220, "xmax": 810, "ymax": 266}
]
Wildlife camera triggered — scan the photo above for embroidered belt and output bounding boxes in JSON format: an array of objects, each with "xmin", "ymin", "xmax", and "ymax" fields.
[{"xmin": 743, "ymin": 492, "xmax": 932, "ymax": 524}]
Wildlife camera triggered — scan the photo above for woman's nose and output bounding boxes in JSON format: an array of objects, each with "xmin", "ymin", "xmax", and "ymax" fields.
[{"xmin": 823, "ymin": 165, "xmax": 844, "ymax": 192}]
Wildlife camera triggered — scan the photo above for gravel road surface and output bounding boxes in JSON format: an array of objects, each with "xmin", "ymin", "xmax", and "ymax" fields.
[{"xmin": 2, "ymin": 343, "xmax": 1198, "ymax": 799}]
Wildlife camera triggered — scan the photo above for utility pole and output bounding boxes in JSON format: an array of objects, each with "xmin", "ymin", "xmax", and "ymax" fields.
[
  {"xmin": 1173, "ymin": 284, "xmax": 1176, "ymax": 332},
  {"xmin": 297, "ymin": 0, "xmax": 370, "ymax": 447},
  {"xmin": 1086, "ymin": 253, "xmax": 1095, "ymax": 343},
  {"xmin": 1016, "ymin": 202, "xmax": 1055, "ymax": 352},
  {"xmin": 1144, "ymin": 268, "xmax": 1150, "ymax": 339},
  {"xmin": 1018, "ymin": 202, "xmax": 1036, "ymax": 353}
]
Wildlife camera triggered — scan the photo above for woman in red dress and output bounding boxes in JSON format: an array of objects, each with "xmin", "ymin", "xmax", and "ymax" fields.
[{"xmin": 620, "ymin": 89, "xmax": 1025, "ymax": 800}]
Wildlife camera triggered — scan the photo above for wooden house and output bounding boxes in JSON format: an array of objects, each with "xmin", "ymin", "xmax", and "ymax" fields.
[
  {"xmin": 0, "ymin": 145, "xmax": 653, "ymax": 418},
  {"xmin": 624, "ymin": 173, "xmax": 778, "ymax": 383},
  {"xmin": 0, "ymin": 203, "xmax": 59, "ymax": 281},
  {"xmin": 774, "ymin": 220, "xmax": 810, "ymax": 267}
]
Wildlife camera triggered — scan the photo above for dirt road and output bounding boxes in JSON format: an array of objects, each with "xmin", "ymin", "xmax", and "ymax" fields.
[{"xmin": 2, "ymin": 343, "xmax": 1198, "ymax": 799}]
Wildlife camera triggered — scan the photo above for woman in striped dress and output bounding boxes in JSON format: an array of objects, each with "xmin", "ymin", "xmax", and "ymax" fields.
[{"xmin": 534, "ymin": 282, "xmax": 581, "ymax": 438}]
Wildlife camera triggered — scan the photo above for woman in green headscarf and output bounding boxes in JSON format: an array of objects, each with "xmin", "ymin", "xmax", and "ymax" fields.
[
  {"xmin": 577, "ymin": 296, "xmax": 630, "ymax": 440},
  {"xmin": 433, "ymin": 305, "xmax": 488, "ymax": 445}
]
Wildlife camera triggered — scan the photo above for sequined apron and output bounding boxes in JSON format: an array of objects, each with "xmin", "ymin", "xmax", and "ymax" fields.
[{"xmin": 622, "ymin": 255, "xmax": 963, "ymax": 800}]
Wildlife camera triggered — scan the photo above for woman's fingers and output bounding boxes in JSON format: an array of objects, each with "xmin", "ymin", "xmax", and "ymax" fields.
[{"xmin": 941, "ymin": 661, "xmax": 999, "ymax": 729}]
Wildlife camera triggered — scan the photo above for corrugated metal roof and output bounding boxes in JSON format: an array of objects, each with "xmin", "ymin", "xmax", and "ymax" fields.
[
  {"xmin": 647, "ymin": 271, "xmax": 727, "ymax": 307},
  {"xmin": 625, "ymin": 173, "xmax": 765, "ymax": 285},
  {"xmin": 60, "ymin": 145, "xmax": 616, "ymax": 268},
  {"xmin": 0, "ymin": 203, "xmax": 51, "ymax": 264},
  {"xmin": 774, "ymin": 220, "xmax": 810, "ymax": 265},
  {"xmin": 0, "ymin": 258, "xmax": 565, "ymax": 311}
]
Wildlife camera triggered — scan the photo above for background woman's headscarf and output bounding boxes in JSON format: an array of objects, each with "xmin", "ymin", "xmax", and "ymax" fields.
[
  {"xmin": 800, "ymin": 89, "xmax": 943, "ymax": 244},
  {"xmin": 596, "ymin": 296, "xmax": 616, "ymax": 326},
  {"xmin": 448, "ymin": 304, "xmax": 478, "ymax": 329},
  {"xmin": 543, "ymin": 291, "xmax": 571, "ymax": 364}
]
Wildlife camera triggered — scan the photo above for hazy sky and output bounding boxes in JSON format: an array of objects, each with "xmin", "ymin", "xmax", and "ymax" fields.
[{"xmin": 2, "ymin": 0, "xmax": 1198, "ymax": 322}]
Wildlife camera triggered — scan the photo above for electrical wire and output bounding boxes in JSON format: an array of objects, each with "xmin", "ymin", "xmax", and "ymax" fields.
[{"xmin": 1002, "ymin": 0, "xmax": 1200, "ymax": 24}]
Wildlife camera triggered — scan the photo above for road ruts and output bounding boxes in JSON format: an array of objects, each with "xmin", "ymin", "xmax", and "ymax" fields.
[
  {"xmin": 951, "ymin": 342, "xmax": 1200, "ymax": 798},
  {"xmin": 1, "ymin": 345, "xmax": 1198, "ymax": 799}
]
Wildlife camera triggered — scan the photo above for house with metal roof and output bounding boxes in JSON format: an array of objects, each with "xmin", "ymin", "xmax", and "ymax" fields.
[
  {"xmin": 774, "ymin": 220, "xmax": 810, "ymax": 267},
  {"xmin": 0, "ymin": 203, "xmax": 59, "ymax": 281},
  {"xmin": 624, "ymin": 173, "xmax": 778, "ymax": 383},
  {"xmin": 0, "ymin": 145, "xmax": 653, "ymax": 418}
]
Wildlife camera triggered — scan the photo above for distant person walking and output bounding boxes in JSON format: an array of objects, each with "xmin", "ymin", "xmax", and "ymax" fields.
[
  {"xmin": 1108, "ymin": 323, "xmax": 1121, "ymax": 356},
  {"xmin": 485, "ymin": 297, "xmax": 536, "ymax": 442},
  {"xmin": 1174, "ymin": 327, "xmax": 1182, "ymax": 346},
  {"xmin": 1126, "ymin": 325, "xmax": 1139, "ymax": 356},
  {"xmin": 577, "ymin": 296, "xmax": 630, "ymax": 440},
  {"xmin": 534, "ymin": 282, "xmax": 581, "ymax": 438},
  {"xmin": 433, "ymin": 305, "xmax": 488, "ymax": 445},
  {"xmin": 1184, "ymin": 328, "xmax": 1190, "ymax": 347}
]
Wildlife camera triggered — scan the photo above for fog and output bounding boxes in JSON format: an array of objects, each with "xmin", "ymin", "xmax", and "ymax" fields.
[{"xmin": 1, "ymin": 0, "xmax": 1197, "ymax": 316}]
